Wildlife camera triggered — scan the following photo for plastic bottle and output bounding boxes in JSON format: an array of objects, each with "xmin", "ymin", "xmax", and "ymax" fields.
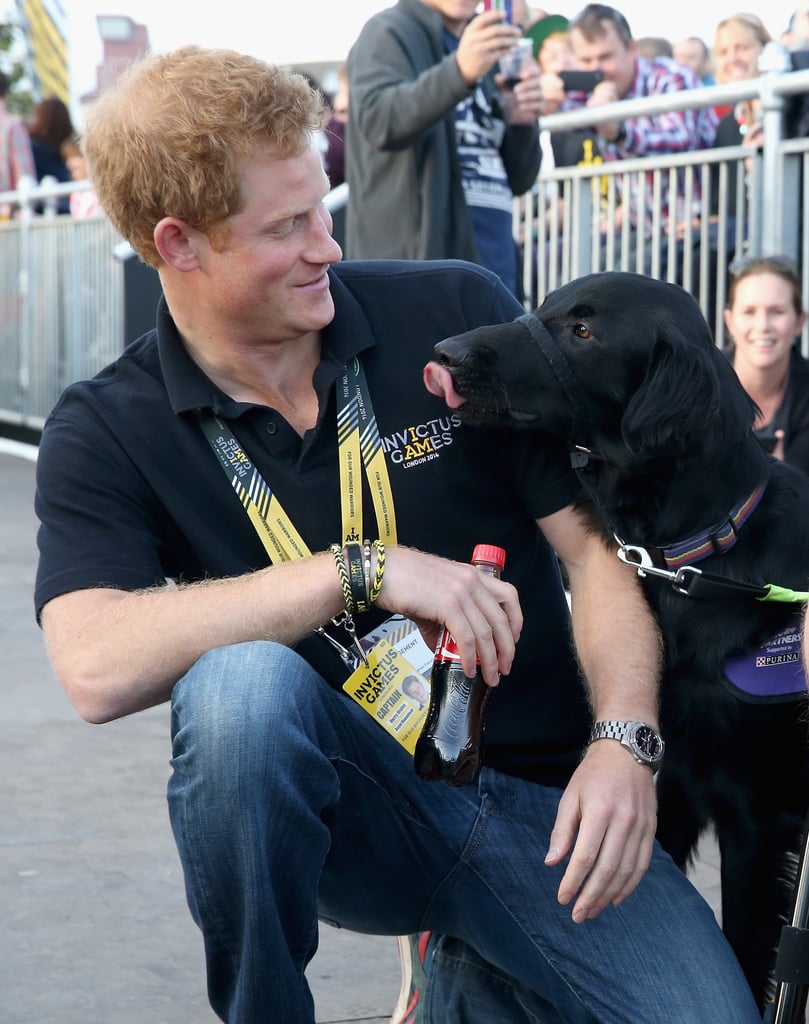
[{"xmin": 413, "ymin": 544, "xmax": 507, "ymax": 786}]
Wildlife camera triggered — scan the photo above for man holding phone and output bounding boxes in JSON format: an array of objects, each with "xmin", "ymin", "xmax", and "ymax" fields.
[
  {"xmin": 564, "ymin": 3, "xmax": 717, "ymax": 237},
  {"xmin": 345, "ymin": 0, "xmax": 544, "ymax": 299}
]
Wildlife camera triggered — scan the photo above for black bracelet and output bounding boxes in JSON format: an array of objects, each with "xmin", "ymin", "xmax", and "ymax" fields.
[
  {"xmin": 330, "ymin": 543, "xmax": 355, "ymax": 616},
  {"xmin": 345, "ymin": 542, "xmax": 369, "ymax": 614}
]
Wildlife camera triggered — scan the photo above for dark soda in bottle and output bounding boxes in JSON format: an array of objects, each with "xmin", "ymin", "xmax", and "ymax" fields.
[{"xmin": 413, "ymin": 544, "xmax": 507, "ymax": 786}]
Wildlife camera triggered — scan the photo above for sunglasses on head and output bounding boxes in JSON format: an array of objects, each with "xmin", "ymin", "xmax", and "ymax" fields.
[{"xmin": 729, "ymin": 254, "xmax": 799, "ymax": 277}]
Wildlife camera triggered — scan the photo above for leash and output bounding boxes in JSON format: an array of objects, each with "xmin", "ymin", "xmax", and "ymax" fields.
[{"xmin": 616, "ymin": 540, "xmax": 809, "ymax": 604}]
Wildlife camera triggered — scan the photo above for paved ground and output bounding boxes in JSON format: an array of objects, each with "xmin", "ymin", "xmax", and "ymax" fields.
[{"xmin": 2, "ymin": 442, "xmax": 729, "ymax": 1024}]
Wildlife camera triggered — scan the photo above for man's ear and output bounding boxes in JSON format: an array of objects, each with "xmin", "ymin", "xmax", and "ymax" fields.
[{"xmin": 153, "ymin": 217, "xmax": 201, "ymax": 272}]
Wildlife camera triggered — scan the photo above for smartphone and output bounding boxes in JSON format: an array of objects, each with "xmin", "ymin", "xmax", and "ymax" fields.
[
  {"xmin": 483, "ymin": 0, "xmax": 512, "ymax": 23},
  {"xmin": 559, "ymin": 70, "xmax": 604, "ymax": 93}
]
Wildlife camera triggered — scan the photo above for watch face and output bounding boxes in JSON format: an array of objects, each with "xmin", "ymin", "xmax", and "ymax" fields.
[{"xmin": 632, "ymin": 724, "xmax": 664, "ymax": 761}]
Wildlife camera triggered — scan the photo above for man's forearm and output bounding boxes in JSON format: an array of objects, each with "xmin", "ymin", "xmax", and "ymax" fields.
[
  {"xmin": 567, "ymin": 545, "xmax": 663, "ymax": 725},
  {"xmin": 42, "ymin": 552, "xmax": 345, "ymax": 723}
]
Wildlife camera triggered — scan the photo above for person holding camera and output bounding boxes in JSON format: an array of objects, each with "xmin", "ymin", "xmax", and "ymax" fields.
[
  {"xmin": 564, "ymin": 3, "xmax": 717, "ymax": 242},
  {"xmin": 345, "ymin": 0, "xmax": 544, "ymax": 299}
]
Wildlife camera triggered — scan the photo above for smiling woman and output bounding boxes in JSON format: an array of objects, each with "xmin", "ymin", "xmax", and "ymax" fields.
[{"xmin": 724, "ymin": 255, "xmax": 809, "ymax": 475}]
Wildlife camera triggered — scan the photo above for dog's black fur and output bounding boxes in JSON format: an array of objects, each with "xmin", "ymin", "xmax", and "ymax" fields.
[{"xmin": 429, "ymin": 272, "xmax": 809, "ymax": 1008}]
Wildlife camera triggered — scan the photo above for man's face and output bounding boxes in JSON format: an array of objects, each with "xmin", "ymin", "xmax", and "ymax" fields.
[
  {"xmin": 569, "ymin": 21, "xmax": 637, "ymax": 98},
  {"xmin": 673, "ymin": 39, "xmax": 707, "ymax": 78},
  {"xmin": 194, "ymin": 142, "xmax": 342, "ymax": 345},
  {"xmin": 405, "ymin": 678, "xmax": 430, "ymax": 703},
  {"xmin": 539, "ymin": 34, "xmax": 577, "ymax": 75}
]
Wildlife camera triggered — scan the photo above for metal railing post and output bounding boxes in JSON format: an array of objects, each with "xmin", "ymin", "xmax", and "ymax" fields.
[{"xmin": 759, "ymin": 72, "xmax": 789, "ymax": 256}]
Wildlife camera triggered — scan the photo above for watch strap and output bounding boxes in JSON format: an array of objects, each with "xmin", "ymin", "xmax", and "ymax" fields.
[
  {"xmin": 589, "ymin": 719, "xmax": 634, "ymax": 743},
  {"xmin": 588, "ymin": 719, "xmax": 664, "ymax": 772}
]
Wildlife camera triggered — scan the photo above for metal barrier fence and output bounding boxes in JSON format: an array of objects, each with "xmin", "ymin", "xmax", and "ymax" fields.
[
  {"xmin": 1, "ymin": 68, "xmax": 808, "ymax": 431},
  {"xmin": 0, "ymin": 180, "xmax": 124, "ymax": 432},
  {"xmin": 516, "ymin": 66, "xmax": 809, "ymax": 348}
]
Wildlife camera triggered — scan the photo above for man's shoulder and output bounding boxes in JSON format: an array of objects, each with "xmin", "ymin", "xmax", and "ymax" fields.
[
  {"xmin": 46, "ymin": 332, "xmax": 161, "ymax": 423},
  {"xmin": 639, "ymin": 55, "xmax": 701, "ymax": 96},
  {"xmin": 331, "ymin": 258, "xmax": 503, "ymax": 294},
  {"xmin": 330, "ymin": 260, "xmax": 523, "ymax": 348},
  {"xmin": 353, "ymin": 0, "xmax": 435, "ymax": 42},
  {"xmin": 333, "ymin": 259, "xmax": 519, "ymax": 317}
]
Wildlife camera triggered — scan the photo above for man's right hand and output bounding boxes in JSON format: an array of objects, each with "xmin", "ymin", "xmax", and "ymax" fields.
[
  {"xmin": 586, "ymin": 80, "xmax": 623, "ymax": 141},
  {"xmin": 374, "ymin": 546, "xmax": 523, "ymax": 687},
  {"xmin": 456, "ymin": 9, "xmax": 521, "ymax": 87}
]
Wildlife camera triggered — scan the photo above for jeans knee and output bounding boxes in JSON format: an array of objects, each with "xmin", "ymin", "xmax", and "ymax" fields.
[
  {"xmin": 168, "ymin": 641, "xmax": 342, "ymax": 834},
  {"xmin": 170, "ymin": 641, "xmax": 326, "ymax": 769}
]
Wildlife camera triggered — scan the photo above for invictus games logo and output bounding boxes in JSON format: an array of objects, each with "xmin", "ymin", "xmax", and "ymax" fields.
[{"xmin": 381, "ymin": 414, "xmax": 463, "ymax": 467}]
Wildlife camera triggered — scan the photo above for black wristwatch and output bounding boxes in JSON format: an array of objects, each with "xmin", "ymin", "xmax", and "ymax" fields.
[{"xmin": 588, "ymin": 720, "xmax": 665, "ymax": 773}]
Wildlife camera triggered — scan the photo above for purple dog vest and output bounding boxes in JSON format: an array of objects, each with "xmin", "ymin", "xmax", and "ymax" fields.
[{"xmin": 723, "ymin": 617, "xmax": 808, "ymax": 703}]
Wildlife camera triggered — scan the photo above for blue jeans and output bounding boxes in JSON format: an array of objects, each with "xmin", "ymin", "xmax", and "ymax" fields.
[{"xmin": 167, "ymin": 641, "xmax": 762, "ymax": 1024}]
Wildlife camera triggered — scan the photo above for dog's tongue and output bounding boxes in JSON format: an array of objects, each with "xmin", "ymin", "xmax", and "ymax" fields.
[{"xmin": 423, "ymin": 361, "xmax": 466, "ymax": 409}]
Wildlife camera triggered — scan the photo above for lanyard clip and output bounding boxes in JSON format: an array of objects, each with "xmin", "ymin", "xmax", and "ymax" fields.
[{"xmin": 315, "ymin": 612, "xmax": 370, "ymax": 669}]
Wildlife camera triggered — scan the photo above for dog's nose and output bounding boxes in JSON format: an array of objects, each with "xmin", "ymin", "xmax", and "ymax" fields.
[
  {"xmin": 434, "ymin": 336, "xmax": 496, "ymax": 369},
  {"xmin": 434, "ymin": 338, "xmax": 463, "ymax": 368}
]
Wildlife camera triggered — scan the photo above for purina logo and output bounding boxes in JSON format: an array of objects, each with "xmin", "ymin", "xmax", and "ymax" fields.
[{"xmin": 381, "ymin": 414, "xmax": 463, "ymax": 468}]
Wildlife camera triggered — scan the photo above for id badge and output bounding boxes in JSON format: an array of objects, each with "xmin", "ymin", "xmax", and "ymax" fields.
[{"xmin": 342, "ymin": 616, "xmax": 433, "ymax": 752}]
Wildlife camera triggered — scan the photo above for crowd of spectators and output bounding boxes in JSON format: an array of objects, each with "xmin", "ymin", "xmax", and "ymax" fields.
[{"xmin": 4, "ymin": 1, "xmax": 809, "ymax": 479}]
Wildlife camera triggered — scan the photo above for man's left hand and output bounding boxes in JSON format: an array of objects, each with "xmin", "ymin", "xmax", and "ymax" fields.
[
  {"xmin": 544, "ymin": 738, "xmax": 658, "ymax": 922},
  {"xmin": 499, "ymin": 61, "xmax": 545, "ymax": 124}
]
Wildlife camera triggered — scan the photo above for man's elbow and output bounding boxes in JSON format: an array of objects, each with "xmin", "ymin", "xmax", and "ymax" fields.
[{"xmin": 51, "ymin": 654, "xmax": 135, "ymax": 725}]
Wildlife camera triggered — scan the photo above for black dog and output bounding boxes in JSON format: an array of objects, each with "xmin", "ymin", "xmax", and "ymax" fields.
[{"xmin": 424, "ymin": 271, "xmax": 809, "ymax": 1009}]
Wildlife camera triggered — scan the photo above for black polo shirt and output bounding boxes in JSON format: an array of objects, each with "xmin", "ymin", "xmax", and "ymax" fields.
[{"xmin": 35, "ymin": 259, "xmax": 590, "ymax": 785}]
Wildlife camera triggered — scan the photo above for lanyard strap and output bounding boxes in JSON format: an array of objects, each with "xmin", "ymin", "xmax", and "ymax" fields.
[
  {"xmin": 197, "ymin": 357, "xmax": 397, "ymax": 563},
  {"xmin": 196, "ymin": 411, "xmax": 311, "ymax": 563},
  {"xmin": 337, "ymin": 357, "xmax": 397, "ymax": 545}
]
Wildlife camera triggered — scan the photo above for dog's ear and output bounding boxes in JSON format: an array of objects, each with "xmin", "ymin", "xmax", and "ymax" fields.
[{"xmin": 621, "ymin": 325, "xmax": 754, "ymax": 459}]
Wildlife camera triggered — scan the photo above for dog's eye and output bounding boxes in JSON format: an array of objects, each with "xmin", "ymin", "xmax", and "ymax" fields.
[{"xmin": 574, "ymin": 323, "xmax": 591, "ymax": 339}]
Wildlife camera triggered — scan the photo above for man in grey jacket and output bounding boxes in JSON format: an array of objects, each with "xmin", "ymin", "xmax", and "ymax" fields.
[{"xmin": 345, "ymin": 0, "xmax": 543, "ymax": 298}]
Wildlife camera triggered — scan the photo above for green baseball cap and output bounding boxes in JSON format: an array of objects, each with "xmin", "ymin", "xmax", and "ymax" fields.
[{"xmin": 524, "ymin": 14, "xmax": 570, "ymax": 61}]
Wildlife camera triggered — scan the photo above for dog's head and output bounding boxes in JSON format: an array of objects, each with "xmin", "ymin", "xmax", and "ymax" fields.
[{"xmin": 424, "ymin": 272, "xmax": 756, "ymax": 462}]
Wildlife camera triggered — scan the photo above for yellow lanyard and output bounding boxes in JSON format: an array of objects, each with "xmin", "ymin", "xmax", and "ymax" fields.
[
  {"xmin": 197, "ymin": 357, "xmax": 397, "ymax": 564},
  {"xmin": 337, "ymin": 357, "xmax": 397, "ymax": 546}
]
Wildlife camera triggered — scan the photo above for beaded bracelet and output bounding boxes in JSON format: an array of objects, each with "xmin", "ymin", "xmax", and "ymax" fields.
[
  {"xmin": 329, "ymin": 543, "xmax": 355, "ymax": 616},
  {"xmin": 345, "ymin": 542, "xmax": 369, "ymax": 614},
  {"xmin": 363, "ymin": 540, "xmax": 373, "ymax": 603},
  {"xmin": 370, "ymin": 539, "xmax": 385, "ymax": 604}
]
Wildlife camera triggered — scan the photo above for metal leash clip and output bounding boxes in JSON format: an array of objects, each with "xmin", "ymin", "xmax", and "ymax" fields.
[{"xmin": 614, "ymin": 537, "xmax": 702, "ymax": 596}]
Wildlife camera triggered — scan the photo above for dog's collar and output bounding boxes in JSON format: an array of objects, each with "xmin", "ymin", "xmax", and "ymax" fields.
[
  {"xmin": 516, "ymin": 312, "xmax": 768, "ymax": 570},
  {"xmin": 628, "ymin": 480, "xmax": 768, "ymax": 571}
]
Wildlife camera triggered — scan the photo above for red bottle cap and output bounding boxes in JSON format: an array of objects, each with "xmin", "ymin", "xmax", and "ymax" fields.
[{"xmin": 472, "ymin": 544, "xmax": 506, "ymax": 568}]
